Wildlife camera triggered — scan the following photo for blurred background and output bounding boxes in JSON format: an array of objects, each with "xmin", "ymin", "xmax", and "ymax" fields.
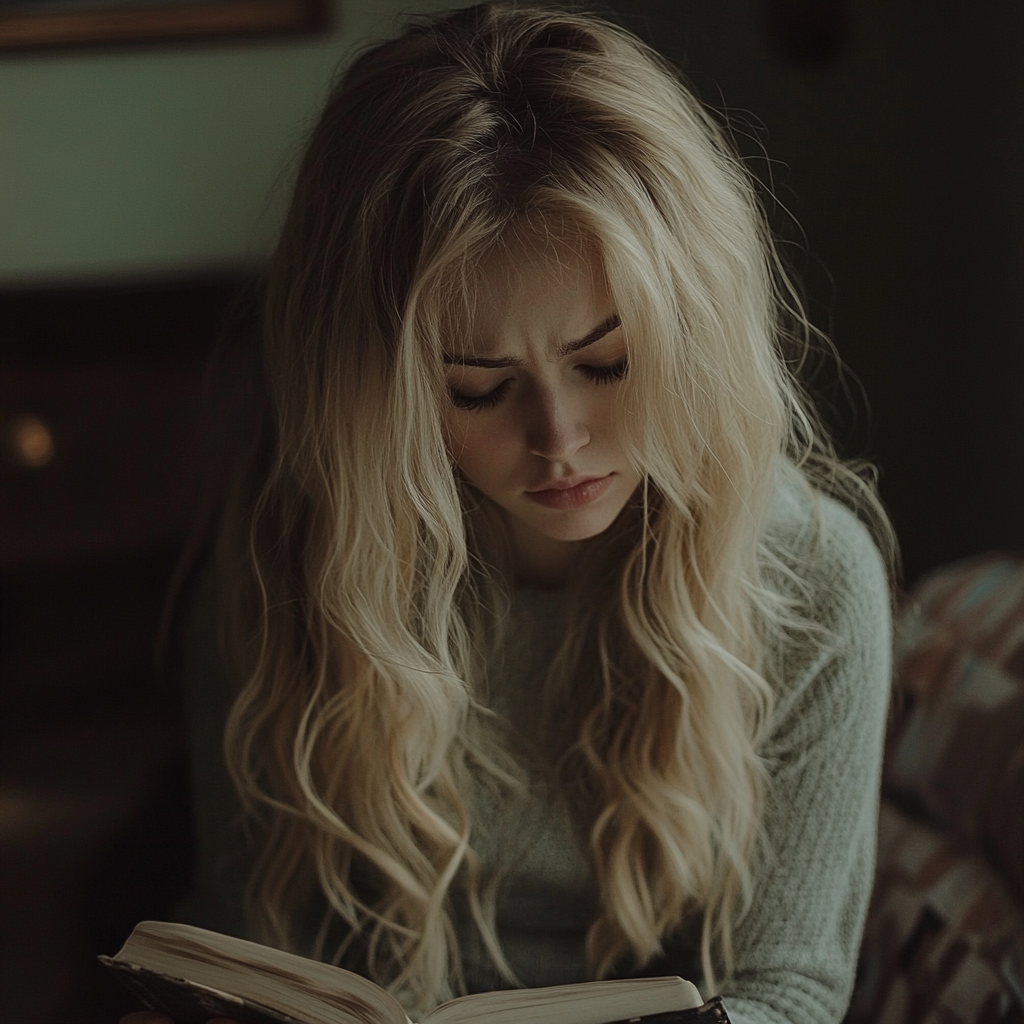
[{"xmin": 1, "ymin": 0, "xmax": 1021, "ymax": 1020}]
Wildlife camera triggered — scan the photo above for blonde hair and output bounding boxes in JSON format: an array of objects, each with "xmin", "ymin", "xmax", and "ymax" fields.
[{"xmin": 217, "ymin": 2, "xmax": 898, "ymax": 1013}]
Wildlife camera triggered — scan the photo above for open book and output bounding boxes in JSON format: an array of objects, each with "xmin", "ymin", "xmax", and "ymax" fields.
[{"xmin": 101, "ymin": 921, "xmax": 706, "ymax": 1024}]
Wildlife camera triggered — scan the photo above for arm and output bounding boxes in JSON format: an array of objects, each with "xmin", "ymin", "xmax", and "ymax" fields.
[{"xmin": 722, "ymin": 498, "xmax": 892, "ymax": 1024}]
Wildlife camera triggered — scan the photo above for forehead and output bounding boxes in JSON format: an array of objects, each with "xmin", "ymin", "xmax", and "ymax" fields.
[{"xmin": 455, "ymin": 230, "xmax": 612, "ymax": 353}]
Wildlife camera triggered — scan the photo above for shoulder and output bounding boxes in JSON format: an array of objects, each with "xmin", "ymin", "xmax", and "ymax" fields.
[
  {"xmin": 759, "ymin": 460, "xmax": 893, "ymax": 745},
  {"xmin": 764, "ymin": 459, "xmax": 890, "ymax": 630}
]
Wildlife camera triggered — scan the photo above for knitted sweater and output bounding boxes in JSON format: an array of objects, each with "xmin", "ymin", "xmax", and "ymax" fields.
[{"xmin": 177, "ymin": 463, "xmax": 892, "ymax": 1024}]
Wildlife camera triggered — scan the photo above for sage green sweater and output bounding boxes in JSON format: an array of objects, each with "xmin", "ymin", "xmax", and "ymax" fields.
[{"xmin": 178, "ymin": 462, "xmax": 892, "ymax": 1024}]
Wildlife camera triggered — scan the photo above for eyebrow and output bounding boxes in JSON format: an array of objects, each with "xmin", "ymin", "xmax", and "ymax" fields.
[{"xmin": 443, "ymin": 314, "xmax": 621, "ymax": 367}]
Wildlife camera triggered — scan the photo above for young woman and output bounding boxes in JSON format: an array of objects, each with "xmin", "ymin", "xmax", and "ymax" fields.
[{"xmin": 126, "ymin": 4, "xmax": 897, "ymax": 1023}]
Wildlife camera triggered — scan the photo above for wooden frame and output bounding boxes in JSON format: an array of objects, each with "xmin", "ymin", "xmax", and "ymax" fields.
[{"xmin": 0, "ymin": 0, "xmax": 328, "ymax": 52}]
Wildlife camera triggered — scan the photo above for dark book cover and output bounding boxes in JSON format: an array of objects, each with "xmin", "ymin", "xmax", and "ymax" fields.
[{"xmin": 99, "ymin": 957, "xmax": 307, "ymax": 1024}]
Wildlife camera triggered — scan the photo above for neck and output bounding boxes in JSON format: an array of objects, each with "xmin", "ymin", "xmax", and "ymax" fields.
[{"xmin": 509, "ymin": 521, "xmax": 581, "ymax": 590}]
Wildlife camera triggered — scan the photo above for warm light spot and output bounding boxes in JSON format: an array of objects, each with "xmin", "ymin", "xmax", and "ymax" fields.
[{"xmin": 10, "ymin": 415, "xmax": 54, "ymax": 468}]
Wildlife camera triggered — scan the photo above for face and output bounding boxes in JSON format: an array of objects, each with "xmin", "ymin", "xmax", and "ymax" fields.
[{"xmin": 441, "ymin": 234, "xmax": 642, "ymax": 587}]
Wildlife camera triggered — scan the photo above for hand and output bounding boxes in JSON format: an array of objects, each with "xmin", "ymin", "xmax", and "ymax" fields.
[{"xmin": 119, "ymin": 1015, "xmax": 239, "ymax": 1024}]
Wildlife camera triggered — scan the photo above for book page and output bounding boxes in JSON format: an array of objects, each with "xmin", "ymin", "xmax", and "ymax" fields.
[
  {"xmin": 101, "ymin": 958, "xmax": 306, "ymax": 1024},
  {"xmin": 114, "ymin": 922, "xmax": 411, "ymax": 1024},
  {"xmin": 425, "ymin": 976, "xmax": 703, "ymax": 1024}
]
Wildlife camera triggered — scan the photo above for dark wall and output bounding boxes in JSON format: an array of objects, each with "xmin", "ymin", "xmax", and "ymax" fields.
[
  {"xmin": 608, "ymin": 0, "xmax": 1024, "ymax": 585},
  {"xmin": 0, "ymin": 278, "xmax": 246, "ymax": 1024}
]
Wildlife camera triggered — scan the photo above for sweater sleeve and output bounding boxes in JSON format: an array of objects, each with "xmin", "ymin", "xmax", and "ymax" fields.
[{"xmin": 721, "ymin": 495, "xmax": 892, "ymax": 1024}]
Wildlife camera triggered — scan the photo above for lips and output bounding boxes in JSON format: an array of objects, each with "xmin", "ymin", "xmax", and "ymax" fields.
[{"xmin": 525, "ymin": 473, "xmax": 614, "ymax": 510}]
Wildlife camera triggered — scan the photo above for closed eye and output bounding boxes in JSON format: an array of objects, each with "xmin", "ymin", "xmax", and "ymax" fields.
[
  {"xmin": 579, "ymin": 359, "xmax": 628, "ymax": 384},
  {"xmin": 449, "ymin": 378, "xmax": 512, "ymax": 411},
  {"xmin": 449, "ymin": 359, "xmax": 628, "ymax": 411}
]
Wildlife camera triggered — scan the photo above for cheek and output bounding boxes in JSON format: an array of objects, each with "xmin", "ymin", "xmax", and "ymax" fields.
[{"xmin": 442, "ymin": 415, "xmax": 516, "ymax": 488}]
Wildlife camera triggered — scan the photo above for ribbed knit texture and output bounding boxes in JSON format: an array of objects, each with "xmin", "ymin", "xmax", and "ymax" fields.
[{"xmin": 455, "ymin": 466, "xmax": 892, "ymax": 1024}]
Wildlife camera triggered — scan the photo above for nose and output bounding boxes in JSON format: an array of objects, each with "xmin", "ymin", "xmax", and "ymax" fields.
[{"xmin": 526, "ymin": 389, "xmax": 590, "ymax": 462}]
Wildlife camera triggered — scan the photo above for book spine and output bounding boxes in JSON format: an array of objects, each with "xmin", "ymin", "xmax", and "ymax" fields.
[{"xmin": 99, "ymin": 957, "xmax": 308, "ymax": 1024}]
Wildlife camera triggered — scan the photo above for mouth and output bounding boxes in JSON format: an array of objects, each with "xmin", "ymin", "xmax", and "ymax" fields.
[{"xmin": 525, "ymin": 473, "xmax": 614, "ymax": 510}]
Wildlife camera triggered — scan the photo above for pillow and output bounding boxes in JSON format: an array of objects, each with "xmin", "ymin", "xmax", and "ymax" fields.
[
  {"xmin": 884, "ymin": 555, "xmax": 1024, "ymax": 904},
  {"xmin": 845, "ymin": 801, "xmax": 1024, "ymax": 1024}
]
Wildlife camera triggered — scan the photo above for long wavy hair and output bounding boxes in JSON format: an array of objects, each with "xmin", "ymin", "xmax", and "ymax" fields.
[{"xmin": 215, "ymin": 1, "xmax": 898, "ymax": 1013}]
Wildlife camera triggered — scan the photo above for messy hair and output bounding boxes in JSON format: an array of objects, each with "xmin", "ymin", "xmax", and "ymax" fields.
[{"xmin": 218, "ymin": 2, "xmax": 897, "ymax": 1013}]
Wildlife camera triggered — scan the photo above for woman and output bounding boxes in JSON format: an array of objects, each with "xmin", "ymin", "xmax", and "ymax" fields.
[{"xmin": 127, "ymin": 4, "xmax": 897, "ymax": 1023}]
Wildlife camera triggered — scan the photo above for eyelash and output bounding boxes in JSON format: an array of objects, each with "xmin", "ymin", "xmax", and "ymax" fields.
[
  {"xmin": 579, "ymin": 361, "xmax": 629, "ymax": 385},
  {"xmin": 450, "ymin": 380, "xmax": 512, "ymax": 412},
  {"xmin": 449, "ymin": 359, "xmax": 629, "ymax": 412}
]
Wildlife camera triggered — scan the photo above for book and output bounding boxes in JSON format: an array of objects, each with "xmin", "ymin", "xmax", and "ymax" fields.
[{"xmin": 100, "ymin": 921, "xmax": 707, "ymax": 1024}]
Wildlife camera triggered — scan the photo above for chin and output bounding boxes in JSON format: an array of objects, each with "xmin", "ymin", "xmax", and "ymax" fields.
[{"xmin": 529, "ymin": 508, "xmax": 623, "ymax": 544}]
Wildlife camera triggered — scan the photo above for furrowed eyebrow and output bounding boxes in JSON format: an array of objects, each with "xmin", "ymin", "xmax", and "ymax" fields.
[
  {"xmin": 443, "ymin": 314, "xmax": 621, "ymax": 367},
  {"xmin": 556, "ymin": 313, "xmax": 622, "ymax": 357},
  {"xmin": 443, "ymin": 353, "xmax": 524, "ymax": 368}
]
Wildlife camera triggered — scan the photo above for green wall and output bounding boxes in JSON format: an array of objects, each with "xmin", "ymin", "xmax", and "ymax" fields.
[{"xmin": 0, "ymin": 0, "xmax": 463, "ymax": 283}]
